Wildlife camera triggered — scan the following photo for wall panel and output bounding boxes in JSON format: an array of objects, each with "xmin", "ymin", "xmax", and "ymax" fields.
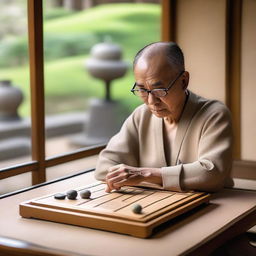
[{"xmin": 176, "ymin": 0, "xmax": 226, "ymax": 102}]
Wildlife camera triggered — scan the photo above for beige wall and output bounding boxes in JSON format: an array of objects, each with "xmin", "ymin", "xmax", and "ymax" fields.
[
  {"xmin": 176, "ymin": 0, "xmax": 226, "ymax": 103},
  {"xmin": 241, "ymin": 0, "xmax": 256, "ymax": 161}
]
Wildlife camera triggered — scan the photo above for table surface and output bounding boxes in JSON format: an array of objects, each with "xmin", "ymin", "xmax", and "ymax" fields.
[{"xmin": 0, "ymin": 170, "xmax": 256, "ymax": 256}]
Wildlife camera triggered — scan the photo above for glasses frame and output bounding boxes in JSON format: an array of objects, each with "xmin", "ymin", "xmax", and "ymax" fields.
[{"xmin": 131, "ymin": 70, "xmax": 185, "ymax": 98}]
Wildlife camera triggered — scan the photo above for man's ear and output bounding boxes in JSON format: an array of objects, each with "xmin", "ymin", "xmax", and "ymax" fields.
[{"xmin": 182, "ymin": 71, "xmax": 189, "ymax": 90}]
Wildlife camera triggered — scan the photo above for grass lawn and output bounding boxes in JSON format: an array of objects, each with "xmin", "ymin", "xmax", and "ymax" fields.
[{"xmin": 0, "ymin": 3, "xmax": 160, "ymax": 117}]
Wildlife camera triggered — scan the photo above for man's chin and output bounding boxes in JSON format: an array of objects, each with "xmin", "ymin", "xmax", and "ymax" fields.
[{"xmin": 151, "ymin": 109, "xmax": 168, "ymax": 117}]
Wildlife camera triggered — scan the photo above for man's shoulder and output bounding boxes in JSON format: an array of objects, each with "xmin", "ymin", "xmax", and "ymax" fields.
[
  {"xmin": 130, "ymin": 103, "xmax": 151, "ymax": 118},
  {"xmin": 186, "ymin": 92, "xmax": 232, "ymax": 133},
  {"xmin": 191, "ymin": 91, "xmax": 231, "ymax": 116},
  {"xmin": 124, "ymin": 104, "xmax": 153, "ymax": 128}
]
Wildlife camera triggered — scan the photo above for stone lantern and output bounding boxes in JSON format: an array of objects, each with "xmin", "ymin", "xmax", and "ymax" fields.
[{"xmin": 71, "ymin": 41, "xmax": 129, "ymax": 146}]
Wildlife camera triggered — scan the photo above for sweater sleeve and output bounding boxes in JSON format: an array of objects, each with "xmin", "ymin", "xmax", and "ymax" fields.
[
  {"xmin": 94, "ymin": 110, "xmax": 140, "ymax": 181},
  {"xmin": 161, "ymin": 104, "xmax": 233, "ymax": 192}
]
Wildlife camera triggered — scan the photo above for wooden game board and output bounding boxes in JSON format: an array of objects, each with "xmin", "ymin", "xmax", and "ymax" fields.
[{"xmin": 19, "ymin": 182, "xmax": 211, "ymax": 238}]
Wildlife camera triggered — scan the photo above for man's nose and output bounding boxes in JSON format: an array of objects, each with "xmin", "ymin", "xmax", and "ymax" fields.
[{"xmin": 147, "ymin": 92, "xmax": 160, "ymax": 104}]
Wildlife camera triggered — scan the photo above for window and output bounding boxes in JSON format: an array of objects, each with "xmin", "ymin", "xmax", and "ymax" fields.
[{"xmin": 0, "ymin": 0, "xmax": 160, "ymax": 195}]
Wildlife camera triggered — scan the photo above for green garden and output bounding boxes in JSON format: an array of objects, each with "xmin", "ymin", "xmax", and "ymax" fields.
[{"xmin": 0, "ymin": 3, "xmax": 160, "ymax": 117}]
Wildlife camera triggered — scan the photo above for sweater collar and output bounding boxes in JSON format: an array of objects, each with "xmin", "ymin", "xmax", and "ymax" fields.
[{"xmin": 171, "ymin": 90, "xmax": 201, "ymax": 165}]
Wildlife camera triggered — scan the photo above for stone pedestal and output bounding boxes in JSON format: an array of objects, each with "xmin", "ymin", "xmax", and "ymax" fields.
[{"xmin": 70, "ymin": 98, "xmax": 126, "ymax": 146}]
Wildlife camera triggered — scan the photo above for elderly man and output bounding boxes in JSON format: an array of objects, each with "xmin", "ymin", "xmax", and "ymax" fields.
[{"xmin": 95, "ymin": 42, "xmax": 233, "ymax": 193}]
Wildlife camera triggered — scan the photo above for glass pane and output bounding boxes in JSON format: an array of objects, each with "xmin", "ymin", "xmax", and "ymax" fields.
[
  {"xmin": 46, "ymin": 156, "xmax": 97, "ymax": 181},
  {"xmin": 0, "ymin": 172, "xmax": 32, "ymax": 195},
  {"xmin": 43, "ymin": 1, "xmax": 160, "ymax": 178},
  {"xmin": 0, "ymin": 0, "xmax": 31, "ymax": 180}
]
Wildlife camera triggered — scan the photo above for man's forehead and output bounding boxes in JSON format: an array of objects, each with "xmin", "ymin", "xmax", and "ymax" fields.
[
  {"xmin": 134, "ymin": 56, "xmax": 174, "ymax": 78},
  {"xmin": 135, "ymin": 57, "xmax": 149, "ymax": 70},
  {"xmin": 135, "ymin": 52, "xmax": 172, "ymax": 68}
]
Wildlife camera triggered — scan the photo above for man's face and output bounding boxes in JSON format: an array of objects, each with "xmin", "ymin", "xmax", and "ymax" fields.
[{"xmin": 134, "ymin": 56, "xmax": 188, "ymax": 121}]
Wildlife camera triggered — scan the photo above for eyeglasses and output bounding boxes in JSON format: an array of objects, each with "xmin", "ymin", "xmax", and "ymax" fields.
[{"xmin": 131, "ymin": 71, "xmax": 184, "ymax": 98}]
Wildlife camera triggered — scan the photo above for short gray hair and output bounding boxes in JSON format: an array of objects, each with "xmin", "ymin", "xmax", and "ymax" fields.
[{"xmin": 133, "ymin": 42, "xmax": 185, "ymax": 72}]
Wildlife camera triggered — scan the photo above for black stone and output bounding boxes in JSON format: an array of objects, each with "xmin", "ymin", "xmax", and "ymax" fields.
[
  {"xmin": 66, "ymin": 190, "xmax": 78, "ymax": 200},
  {"xmin": 54, "ymin": 193, "xmax": 66, "ymax": 200},
  {"xmin": 132, "ymin": 203, "xmax": 142, "ymax": 214},
  {"xmin": 80, "ymin": 189, "xmax": 91, "ymax": 199}
]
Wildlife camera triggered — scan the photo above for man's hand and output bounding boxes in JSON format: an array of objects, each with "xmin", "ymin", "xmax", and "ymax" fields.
[{"xmin": 105, "ymin": 164, "xmax": 162, "ymax": 192}]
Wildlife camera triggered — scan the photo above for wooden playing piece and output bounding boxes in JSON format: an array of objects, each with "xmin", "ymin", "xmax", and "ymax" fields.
[{"xmin": 19, "ymin": 182, "xmax": 211, "ymax": 238}]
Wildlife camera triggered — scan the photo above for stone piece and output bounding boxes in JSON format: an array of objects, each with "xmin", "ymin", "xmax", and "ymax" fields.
[
  {"xmin": 54, "ymin": 193, "xmax": 66, "ymax": 200},
  {"xmin": 132, "ymin": 204, "xmax": 142, "ymax": 214},
  {"xmin": 80, "ymin": 189, "xmax": 91, "ymax": 199},
  {"xmin": 66, "ymin": 190, "xmax": 78, "ymax": 200}
]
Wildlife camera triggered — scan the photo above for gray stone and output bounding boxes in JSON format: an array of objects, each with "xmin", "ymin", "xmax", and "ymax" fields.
[
  {"xmin": 132, "ymin": 204, "xmax": 142, "ymax": 214},
  {"xmin": 80, "ymin": 189, "xmax": 91, "ymax": 199},
  {"xmin": 54, "ymin": 193, "xmax": 66, "ymax": 200},
  {"xmin": 66, "ymin": 190, "xmax": 78, "ymax": 200}
]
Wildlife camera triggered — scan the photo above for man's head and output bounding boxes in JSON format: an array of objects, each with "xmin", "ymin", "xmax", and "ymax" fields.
[
  {"xmin": 132, "ymin": 42, "xmax": 189, "ymax": 123},
  {"xmin": 133, "ymin": 42, "xmax": 184, "ymax": 73}
]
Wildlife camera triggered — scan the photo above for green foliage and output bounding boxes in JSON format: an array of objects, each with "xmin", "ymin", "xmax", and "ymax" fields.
[
  {"xmin": 0, "ymin": 3, "xmax": 160, "ymax": 116},
  {"xmin": 43, "ymin": 7, "xmax": 75, "ymax": 20},
  {"xmin": 44, "ymin": 33, "xmax": 99, "ymax": 60},
  {"xmin": 0, "ymin": 33, "xmax": 99, "ymax": 67},
  {"xmin": 0, "ymin": 37, "xmax": 28, "ymax": 67},
  {"xmin": 44, "ymin": 3, "xmax": 160, "ymax": 58}
]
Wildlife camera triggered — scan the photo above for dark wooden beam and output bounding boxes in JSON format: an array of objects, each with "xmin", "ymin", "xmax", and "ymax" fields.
[
  {"xmin": 27, "ymin": 0, "xmax": 46, "ymax": 184},
  {"xmin": 225, "ymin": 0, "xmax": 242, "ymax": 159},
  {"xmin": 0, "ymin": 162, "xmax": 38, "ymax": 180},
  {"xmin": 161, "ymin": 0, "xmax": 176, "ymax": 41}
]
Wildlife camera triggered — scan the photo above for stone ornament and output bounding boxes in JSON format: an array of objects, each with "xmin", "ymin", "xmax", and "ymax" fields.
[
  {"xmin": 0, "ymin": 80, "xmax": 23, "ymax": 121},
  {"xmin": 85, "ymin": 41, "xmax": 128, "ymax": 101}
]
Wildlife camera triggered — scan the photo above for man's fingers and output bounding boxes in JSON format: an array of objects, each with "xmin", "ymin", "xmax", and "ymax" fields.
[
  {"xmin": 105, "ymin": 165, "xmax": 145, "ymax": 193},
  {"xmin": 105, "ymin": 184, "xmax": 111, "ymax": 193},
  {"xmin": 108, "ymin": 164, "xmax": 123, "ymax": 173}
]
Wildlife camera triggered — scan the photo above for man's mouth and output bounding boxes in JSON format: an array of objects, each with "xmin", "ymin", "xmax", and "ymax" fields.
[{"xmin": 152, "ymin": 109, "xmax": 165, "ymax": 112}]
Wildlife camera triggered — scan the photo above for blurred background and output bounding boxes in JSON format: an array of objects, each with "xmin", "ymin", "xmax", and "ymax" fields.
[{"xmin": 0, "ymin": 0, "xmax": 160, "ymax": 194}]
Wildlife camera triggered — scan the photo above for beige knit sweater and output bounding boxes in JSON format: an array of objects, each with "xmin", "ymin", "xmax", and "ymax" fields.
[{"xmin": 95, "ymin": 91, "xmax": 233, "ymax": 192}]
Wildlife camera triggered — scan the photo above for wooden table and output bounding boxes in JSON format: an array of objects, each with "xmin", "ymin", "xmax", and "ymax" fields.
[{"xmin": 0, "ymin": 169, "xmax": 255, "ymax": 256}]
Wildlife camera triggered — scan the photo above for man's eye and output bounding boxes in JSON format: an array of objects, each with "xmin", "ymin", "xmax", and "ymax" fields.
[{"xmin": 136, "ymin": 87, "xmax": 146, "ymax": 91}]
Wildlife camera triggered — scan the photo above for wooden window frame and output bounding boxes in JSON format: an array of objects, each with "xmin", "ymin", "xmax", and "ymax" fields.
[{"xmin": 0, "ymin": 0, "xmax": 105, "ymax": 184}]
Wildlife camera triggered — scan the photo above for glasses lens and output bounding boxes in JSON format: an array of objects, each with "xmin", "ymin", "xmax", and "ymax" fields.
[
  {"xmin": 134, "ymin": 89, "xmax": 148, "ymax": 97},
  {"xmin": 152, "ymin": 89, "xmax": 166, "ymax": 97}
]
